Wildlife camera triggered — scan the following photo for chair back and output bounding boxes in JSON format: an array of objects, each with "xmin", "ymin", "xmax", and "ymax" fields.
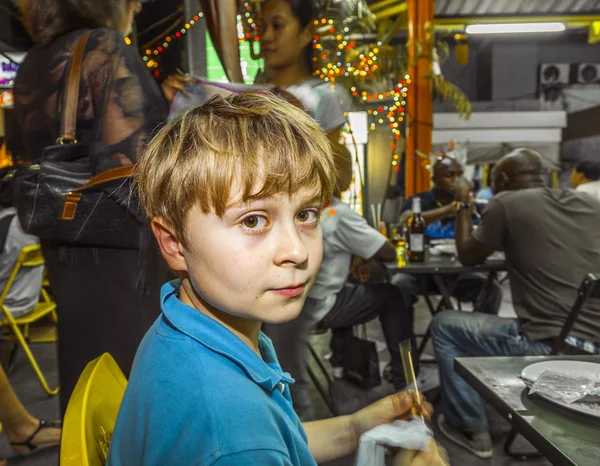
[
  {"xmin": 551, "ymin": 273, "xmax": 600, "ymax": 355},
  {"xmin": 0, "ymin": 244, "xmax": 44, "ymax": 306},
  {"xmin": 60, "ymin": 353, "xmax": 127, "ymax": 466}
]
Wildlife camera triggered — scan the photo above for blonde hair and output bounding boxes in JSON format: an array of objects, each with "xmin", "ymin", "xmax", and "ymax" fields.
[{"xmin": 137, "ymin": 93, "xmax": 336, "ymax": 245}]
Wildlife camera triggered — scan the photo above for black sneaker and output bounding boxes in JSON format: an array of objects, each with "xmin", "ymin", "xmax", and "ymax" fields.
[{"xmin": 437, "ymin": 414, "xmax": 493, "ymax": 459}]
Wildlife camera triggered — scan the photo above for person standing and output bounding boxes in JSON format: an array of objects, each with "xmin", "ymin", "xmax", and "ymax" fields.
[
  {"xmin": 260, "ymin": 0, "xmax": 350, "ymax": 158},
  {"xmin": 12, "ymin": 0, "xmax": 183, "ymax": 413}
]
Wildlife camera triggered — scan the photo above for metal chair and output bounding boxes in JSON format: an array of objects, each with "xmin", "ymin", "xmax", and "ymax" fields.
[
  {"xmin": 306, "ymin": 328, "xmax": 338, "ymax": 415},
  {"xmin": 504, "ymin": 273, "xmax": 600, "ymax": 459},
  {"xmin": 0, "ymin": 244, "xmax": 59, "ymax": 395}
]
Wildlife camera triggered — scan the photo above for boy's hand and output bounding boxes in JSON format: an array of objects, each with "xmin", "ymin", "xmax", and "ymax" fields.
[
  {"xmin": 394, "ymin": 440, "xmax": 450, "ymax": 466},
  {"xmin": 350, "ymin": 391, "xmax": 433, "ymax": 442}
]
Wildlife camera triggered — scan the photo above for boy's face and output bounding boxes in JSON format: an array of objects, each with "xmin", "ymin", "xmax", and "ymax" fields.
[{"xmin": 157, "ymin": 185, "xmax": 324, "ymax": 324}]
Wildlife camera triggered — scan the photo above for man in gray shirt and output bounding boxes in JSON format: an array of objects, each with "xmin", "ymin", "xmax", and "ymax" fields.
[{"xmin": 432, "ymin": 148, "xmax": 600, "ymax": 459}]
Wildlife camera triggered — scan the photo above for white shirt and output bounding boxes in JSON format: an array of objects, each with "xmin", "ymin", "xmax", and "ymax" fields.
[
  {"xmin": 307, "ymin": 198, "xmax": 387, "ymax": 321},
  {"xmin": 0, "ymin": 208, "xmax": 43, "ymax": 317},
  {"xmin": 575, "ymin": 180, "xmax": 600, "ymax": 201},
  {"xmin": 285, "ymin": 79, "xmax": 352, "ymax": 133}
]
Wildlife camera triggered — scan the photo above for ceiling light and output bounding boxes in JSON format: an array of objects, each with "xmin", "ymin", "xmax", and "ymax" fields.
[{"xmin": 466, "ymin": 22, "xmax": 566, "ymax": 34}]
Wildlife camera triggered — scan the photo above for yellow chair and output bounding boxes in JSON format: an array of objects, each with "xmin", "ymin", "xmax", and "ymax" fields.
[
  {"xmin": 0, "ymin": 244, "xmax": 58, "ymax": 395},
  {"xmin": 61, "ymin": 353, "xmax": 127, "ymax": 466}
]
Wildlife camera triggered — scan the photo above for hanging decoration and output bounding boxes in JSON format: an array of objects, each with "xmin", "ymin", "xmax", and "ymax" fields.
[{"xmin": 140, "ymin": 11, "xmax": 205, "ymax": 77}]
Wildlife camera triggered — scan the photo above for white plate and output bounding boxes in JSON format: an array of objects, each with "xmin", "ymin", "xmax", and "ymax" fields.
[
  {"xmin": 521, "ymin": 360, "xmax": 600, "ymax": 419},
  {"xmin": 431, "ymin": 244, "xmax": 457, "ymax": 256}
]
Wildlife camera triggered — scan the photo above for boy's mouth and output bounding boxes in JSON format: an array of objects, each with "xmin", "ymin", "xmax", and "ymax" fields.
[{"xmin": 270, "ymin": 282, "xmax": 307, "ymax": 298}]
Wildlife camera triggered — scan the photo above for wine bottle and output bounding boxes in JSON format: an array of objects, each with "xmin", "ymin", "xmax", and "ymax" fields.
[{"xmin": 408, "ymin": 198, "xmax": 425, "ymax": 262}]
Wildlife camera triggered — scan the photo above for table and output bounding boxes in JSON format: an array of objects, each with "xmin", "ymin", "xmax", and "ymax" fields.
[
  {"xmin": 455, "ymin": 355, "xmax": 600, "ymax": 466},
  {"xmin": 384, "ymin": 251, "xmax": 506, "ymax": 356}
]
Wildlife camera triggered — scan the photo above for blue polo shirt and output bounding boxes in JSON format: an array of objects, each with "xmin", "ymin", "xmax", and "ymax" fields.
[{"xmin": 107, "ymin": 280, "xmax": 317, "ymax": 466}]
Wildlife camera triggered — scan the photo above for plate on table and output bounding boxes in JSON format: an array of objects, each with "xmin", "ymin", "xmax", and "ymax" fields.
[
  {"xmin": 521, "ymin": 360, "xmax": 600, "ymax": 419},
  {"xmin": 429, "ymin": 239, "xmax": 455, "ymax": 246},
  {"xmin": 430, "ymin": 244, "xmax": 457, "ymax": 256}
]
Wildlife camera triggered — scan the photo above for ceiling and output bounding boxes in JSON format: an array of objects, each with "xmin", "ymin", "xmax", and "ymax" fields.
[{"xmin": 434, "ymin": 0, "xmax": 600, "ymax": 17}]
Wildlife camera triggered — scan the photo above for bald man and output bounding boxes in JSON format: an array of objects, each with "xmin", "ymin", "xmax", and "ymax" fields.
[{"xmin": 432, "ymin": 148, "xmax": 600, "ymax": 458}]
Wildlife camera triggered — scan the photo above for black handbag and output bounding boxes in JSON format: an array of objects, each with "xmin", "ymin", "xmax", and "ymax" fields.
[
  {"xmin": 342, "ymin": 325, "xmax": 382, "ymax": 390},
  {"xmin": 13, "ymin": 31, "xmax": 145, "ymax": 249}
]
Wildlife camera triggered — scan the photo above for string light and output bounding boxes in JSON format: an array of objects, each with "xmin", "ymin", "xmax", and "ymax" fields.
[{"xmin": 145, "ymin": 11, "xmax": 204, "ymax": 61}]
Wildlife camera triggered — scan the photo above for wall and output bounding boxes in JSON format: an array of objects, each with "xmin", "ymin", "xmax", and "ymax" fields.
[{"xmin": 439, "ymin": 36, "xmax": 600, "ymax": 109}]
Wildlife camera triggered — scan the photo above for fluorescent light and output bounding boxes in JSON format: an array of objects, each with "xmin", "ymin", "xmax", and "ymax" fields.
[{"xmin": 466, "ymin": 23, "xmax": 565, "ymax": 34}]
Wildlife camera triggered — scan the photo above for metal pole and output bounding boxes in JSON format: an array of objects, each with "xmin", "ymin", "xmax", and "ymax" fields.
[{"xmin": 184, "ymin": 0, "xmax": 207, "ymax": 76}]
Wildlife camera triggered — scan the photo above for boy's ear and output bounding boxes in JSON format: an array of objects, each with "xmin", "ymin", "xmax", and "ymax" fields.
[{"xmin": 151, "ymin": 217, "xmax": 188, "ymax": 273}]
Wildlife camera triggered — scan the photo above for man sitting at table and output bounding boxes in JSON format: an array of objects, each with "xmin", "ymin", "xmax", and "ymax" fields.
[
  {"xmin": 394, "ymin": 156, "xmax": 502, "ymax": 316},
  {"xmin": 571, "ymin": 159, "xmax": 600, "ymax": 200},
  {"xmin": 265, "ymin": 147, "xmax": 418, "ymax": 420},
  {"xmin": 434, "ymin": 148, "xmax": 600, "ymax": 459}
]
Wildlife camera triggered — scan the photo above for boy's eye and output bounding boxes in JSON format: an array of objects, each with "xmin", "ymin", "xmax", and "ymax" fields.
[
  {"xmin": 242, "ymin": 215, "xmax": 265, "ymax": 229},
  {"xmin": 296, "ymin": 210, "xmax": 318, "ymax": 223}
]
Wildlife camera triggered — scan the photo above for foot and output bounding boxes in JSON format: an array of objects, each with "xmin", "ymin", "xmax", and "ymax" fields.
[
  {"xmin": 437, "ymin": 414, "xmax": 493, "ymax": 459},
  {"xmin": 8, "ymin": 418, "xmax": 62, "ymax": 454}
]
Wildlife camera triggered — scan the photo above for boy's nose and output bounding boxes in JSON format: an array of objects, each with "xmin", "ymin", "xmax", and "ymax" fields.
[{"xmin": 273, "ymin": 224, "xmax": 309, "ymax": 266}]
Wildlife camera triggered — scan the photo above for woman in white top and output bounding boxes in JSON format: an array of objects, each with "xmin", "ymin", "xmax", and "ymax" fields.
[{"xmin": 260, "ymin": 0, "xmax": 351, "ymax": 157}]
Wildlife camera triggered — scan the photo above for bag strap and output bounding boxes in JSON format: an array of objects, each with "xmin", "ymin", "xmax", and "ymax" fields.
[
  {"xmin": 61, "ymin": 164, "xmax": 136, "ymax": 221},
  {"xmin": 72, "ymin": 164, "xmax": 136, "ymax": 192},
  {"xmin": 57, "ymin": 31, "xmax": 93, "ymax": 145}
]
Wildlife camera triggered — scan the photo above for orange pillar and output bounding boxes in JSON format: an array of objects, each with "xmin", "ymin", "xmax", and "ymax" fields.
[{"xmin": 405, "ymin": 0, "xmax": 433, "ymax": 196}]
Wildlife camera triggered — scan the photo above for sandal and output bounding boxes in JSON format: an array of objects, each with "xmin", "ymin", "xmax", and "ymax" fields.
[{"xmin": 9, "ymin": 419, "xmax": 62, "ymax": 453}]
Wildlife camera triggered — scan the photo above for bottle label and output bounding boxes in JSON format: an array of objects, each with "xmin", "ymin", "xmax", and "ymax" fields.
[{"xmin": 409, "ymin": 234, "xmax": 424, "ymax": 252}]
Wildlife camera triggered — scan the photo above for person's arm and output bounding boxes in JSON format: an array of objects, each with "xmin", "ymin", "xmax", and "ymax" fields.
[
  {"xmin": 374, "ymin": 240, "xmax": 397, "ymax": 262},
  {"xmin": 303, "ymin": 392, "xmax": 432, "ymax": 463},
  {"xmin": 399, "ymin": 200, "xmax": 456, "ymax": 227},
  {"xmin": 452, "ymin": 178, "xmax": 501, "ymax": 266}
]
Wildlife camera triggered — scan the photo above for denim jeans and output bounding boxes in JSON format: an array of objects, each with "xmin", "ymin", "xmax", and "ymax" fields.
[{"xmin": 431, "ymin": 311, "xmax": 551, "ymax": 433}]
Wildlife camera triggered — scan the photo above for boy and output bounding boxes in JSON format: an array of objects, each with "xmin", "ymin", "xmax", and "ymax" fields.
[{"xmin": 108, "ymin": 94, "xmax": 445, "ymax": 465}]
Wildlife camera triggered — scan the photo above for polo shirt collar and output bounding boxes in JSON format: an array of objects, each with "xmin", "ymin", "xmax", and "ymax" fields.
[{"xmin": 160, "ymin": 280, "xmax": 294, "ymax": 392}]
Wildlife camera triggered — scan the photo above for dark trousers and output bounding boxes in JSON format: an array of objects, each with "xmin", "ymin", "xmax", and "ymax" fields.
[
  {"xmin": 318, "ymin": 282, "xmax": 417, "ymax": 389},
  {"xmin": 391, "ymin": 272, "xmax": 503, "ymax": 315},
  {"xmin": 42, "ymin": 241, "xmax": 171, "ymax": 415}
]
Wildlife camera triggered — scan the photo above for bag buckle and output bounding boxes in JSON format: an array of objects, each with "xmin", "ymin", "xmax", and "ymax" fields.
[
  {"xmin": 62, "ymin": 192, "xmax": 82, "ymax": 220},
  {"xmin": 56, "ymin": 137, "xmax": 77, "ymax": 145}
]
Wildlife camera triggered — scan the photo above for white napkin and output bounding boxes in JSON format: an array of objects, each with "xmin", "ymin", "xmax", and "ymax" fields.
[{"xmin": 355, "ymin": 418, "xmax": 433, "ymax": 466}]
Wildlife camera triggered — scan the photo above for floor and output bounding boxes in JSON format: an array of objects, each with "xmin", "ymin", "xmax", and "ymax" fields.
[{"xmin": 1, "ymin": 280, "xmax": 551, "ymax": 466}]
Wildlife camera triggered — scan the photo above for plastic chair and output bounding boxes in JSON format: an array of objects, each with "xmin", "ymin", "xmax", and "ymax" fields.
[
  {"xmin": 504, "ymin": 273, "xmax": 600, "ymax": 459},
  {"xmin": 0, "ymin": 244, "xmax": 58, "ymax": 395},
  {"xmin": 60, "ymin": 353, "xmax": 127, "ymax": 466}
]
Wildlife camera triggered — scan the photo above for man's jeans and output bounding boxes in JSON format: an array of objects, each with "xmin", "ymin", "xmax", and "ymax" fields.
[{"xmin": 431, "ymin": 311, "xmax": 551, "ymax": 433}]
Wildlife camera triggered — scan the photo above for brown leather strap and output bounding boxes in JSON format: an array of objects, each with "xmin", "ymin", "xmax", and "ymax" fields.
[
  {"xmin": 61, "ymin": 164, "xmax": 136, "ymax": 220},
  {"xmin": 72, "ymin": 164, "xmax": 136, "ymax": 192},
  {"xmin": 58, "ymin": 31, "xmax": 93, "ymax": 144}
]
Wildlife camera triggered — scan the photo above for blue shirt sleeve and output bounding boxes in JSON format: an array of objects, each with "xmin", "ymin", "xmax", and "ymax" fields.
[{"xmin": 210, "ymin": 449, "xmax": 295, "ymax": 466}]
